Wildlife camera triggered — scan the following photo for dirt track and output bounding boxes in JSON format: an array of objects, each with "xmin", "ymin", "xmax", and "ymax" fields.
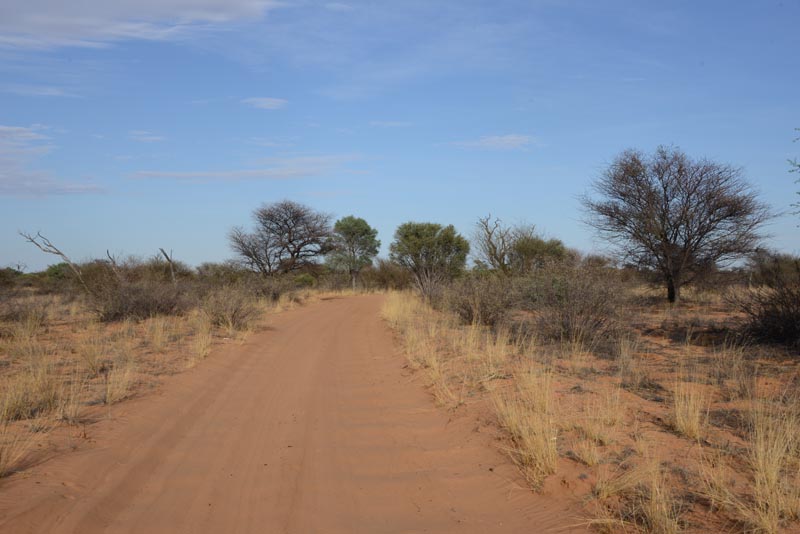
[{"xmin": 0, "ymin": 295, "xmax": 581, "ymax": 533}]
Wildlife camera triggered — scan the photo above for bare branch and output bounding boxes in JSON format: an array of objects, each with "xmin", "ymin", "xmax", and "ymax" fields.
[{"xmin": 19, "ymin": 231, "xmax": 89, "ymax": 293}]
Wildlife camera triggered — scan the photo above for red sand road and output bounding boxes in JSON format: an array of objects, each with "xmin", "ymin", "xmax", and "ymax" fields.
[{"xmin": 0, "ymin": 295, "xmax": 583, "ymax": 533}]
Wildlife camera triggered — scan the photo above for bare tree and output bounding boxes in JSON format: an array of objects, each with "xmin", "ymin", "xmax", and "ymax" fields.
[
  {"xmin": 19, "ymin": 231, "xmax": 89, "ymax": 293},
  {"xmin": 583, "ymin": 146, "xmax": 772, "ymax": 303},
  {"xmin": 473, "ymin": 215, "xmax": 514, "ymax": 273},
  {"xmin": 229, "ymin": 200, "xmax": 332, "ymax": 276}
]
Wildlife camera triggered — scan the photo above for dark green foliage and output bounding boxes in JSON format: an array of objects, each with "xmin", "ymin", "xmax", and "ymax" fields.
[
  {"xmin": 327, "ymin": 215, "xmax": 380, "ymax": 290},
  {"xmin": 389, "ymin": 222, "xmax": 469, "ymax": 299},
  {"xmin": 360, "ymin": 259, "xmax": 413, "ymax": 291}
]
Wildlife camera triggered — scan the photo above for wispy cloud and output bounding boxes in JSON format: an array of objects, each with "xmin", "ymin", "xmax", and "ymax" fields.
[
  {"xmin": 129, "ymin": 130, "xmax": 166, "ymax": 143},
  {"xmin": 369, "ymin": 120, "xmax": 413, "ymax": 128},
  {"xmin": 324, "ymin": 3, "xmax": 354, "ymax": 12},
  {"xmin": 0, "ymin": 124, "xmax": 102, "ymax": 195},
  {"xmin": 132, "ymin": 154, "xmax": 358, "ymax": 183},
  {"xmin": 241, "ymin": 97, "xmax": 288, "ymax": 110},
  {"xmin": 0, "ymin": 0, "xmax": 283, "ymax": 49},
  {"xmin": 449, "ymin": 134, "xmax": 536, "ymax": 150},
  {"xmin": 0, "ymin": 83, "xmax": 78, "ymax": 97}
]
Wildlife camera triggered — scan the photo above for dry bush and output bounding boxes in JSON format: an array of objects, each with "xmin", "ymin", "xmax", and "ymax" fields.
[
  {"xmin": 202, "ymin": 288, "xmax": 260, "ymax": 336},
  {"xmin": 0, "ymin": 298, "xmax": 49, "ymax": 341},
  {"xmin": 92, "ymin": 281, "xmax": 191, "ymax": 322},
  {"xmin": 731, "ymin": 255, "xmax": 800, "ymax": 347},
  {"xmin": 516, "ymin": 265, "xmax": 625, "ymax": 354},
  {"xmin": 492, "ymin": 367, "xmax": 558, "ymax": 488},
  {"xmin": 442, "ymin": 273, "xmax": 515, "ymax": 329}
]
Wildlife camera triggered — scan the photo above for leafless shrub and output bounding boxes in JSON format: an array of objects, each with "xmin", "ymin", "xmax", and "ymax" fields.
[
  {"xmin": 92, "ymin": 281, "xmax": 191, "ymax": 322},
  {"xmin": 517, "ymin": 264, "xmax": 625, "ymax": 353},
  {"xmin": 441, "ymin": 273, "xmax": 514, "ymax": 328},
  {"xmin": 731, "ymin": 253, "xmax": 800, "ymax": 347},
  {"xmin": 202, "ymin": 288, "xmax": 260, "ymax": 335}
]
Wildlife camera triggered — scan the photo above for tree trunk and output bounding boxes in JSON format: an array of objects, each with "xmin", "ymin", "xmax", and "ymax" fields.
[
  {"xmin": 667, "ymin": 277, "xmax": 680, "ymax": 304},
  {"xmin": 351, "ymin": 271, "xmax": 357, "ymax": 292}
]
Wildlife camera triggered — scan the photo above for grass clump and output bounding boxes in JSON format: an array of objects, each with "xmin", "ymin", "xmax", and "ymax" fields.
[{"xmin": 492, "ymin": 367, "xmax": 558, "ymax": 489}]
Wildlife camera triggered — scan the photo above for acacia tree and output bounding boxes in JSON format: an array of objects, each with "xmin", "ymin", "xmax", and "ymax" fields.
[
  {"xmin": 389, "ymin": 222, "xmax": 469, "ymax": 299},
  {"xmin": 229, "ymin": 200, "xmax": 332, "ymax": 276},
  {"xmin": 583, "ymin": 146, "xmax": 771, "ymax": 303},
  {"xmin": 327, "ymin": 215, "xmax": 380, "ymax": 290},
  {"xmin": 473, "ymin": 216, "xmax": 568, "ymax": 274}
]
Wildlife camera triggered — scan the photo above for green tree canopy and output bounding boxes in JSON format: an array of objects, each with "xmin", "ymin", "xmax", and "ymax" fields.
[
  {"xmin": 327, "ymin": 215, "xmax": 380, "ymax": 289},
  {"xmin": 389, "ymin": 222, "xmax": 469, "ymax": 299}
]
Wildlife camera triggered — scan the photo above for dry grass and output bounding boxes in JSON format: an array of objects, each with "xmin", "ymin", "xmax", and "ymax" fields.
[
  {"xmin": 75, "ymin": 327, "xmax": 110, "ymax": 377},
  {"xmin": 671, "ymin": 378, "xmax": 708, "ymax": 441},
  {"xmin": 0, "ymin": 424, "xmax": 32, "ymax": 478},
  {"xmin": 492, "ymin": 367, "xmax": 558, "ymax": 488},
  {"xmin": 639, "ymin": 466, "xmax": 681, "ymax": 534},
  {"xmin": 190, "ymin": 313, "xmax": 214, "ymax": 364},
  {"xmin": 146, "ymin": 316, "xmax": 169, "ymax": 352},
  {"xmin": 594, "ymin": 462, "xmax": 654, "ymax": 501},
  {"xmin": 1, "ymin": 354, "xmax": 61, "ymax": 423},
  {"xmin": 102, "ymin": 357, "xmax": 137, "ymax": 405}
]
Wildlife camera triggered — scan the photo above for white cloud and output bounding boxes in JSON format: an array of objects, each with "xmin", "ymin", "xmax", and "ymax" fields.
[
  {"xmin": 241, "ymin": 97, "xmax": 288, "ymax": 110},
  {"xmin": 133, "ymin": 154, "xmax": 357, "ymax": 182},
  {"xmin": 0, "ymin": 124, "xmax": 102, "ymax": 195},
  {"xmin": 449, "ymin": 134, "xmax": 536, "ymax": 150},
  {"xmin": 129, "ymin": 130, "xmax": 166, "ymax": 142},
  {"xmin": 0, "ymin": 0, "xmax": 282, "ymax": 49}
]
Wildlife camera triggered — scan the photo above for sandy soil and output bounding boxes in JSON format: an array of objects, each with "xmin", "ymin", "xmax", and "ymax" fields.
[{"xmin": 0, "ymin": 295, "xmax": 583, "ymax": 533}]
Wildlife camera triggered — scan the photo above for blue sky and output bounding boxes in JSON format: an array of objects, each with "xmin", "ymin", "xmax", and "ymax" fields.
[{"xmin": 1, "ymin": 0, "xmax": 798, "ymax": 271}]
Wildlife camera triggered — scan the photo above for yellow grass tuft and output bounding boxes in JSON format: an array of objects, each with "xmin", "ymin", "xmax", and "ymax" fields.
[
  {"xmin": 103, "ymin": 357, "xmax": 136, "ymax": 405},
  {"xmin": 671, "ymin": 376, "xmax": 708, "ymax": 441},
  {"xmin": 492, "ymin": 367, "xmax": 558, "ymax": 488}
]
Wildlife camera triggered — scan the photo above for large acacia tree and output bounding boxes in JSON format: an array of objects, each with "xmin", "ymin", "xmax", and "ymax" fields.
[
  {"xmin": 229, "ymin": 200, "xmax": 332, "ymax": 276},
  {"xmin": 583, "ymin": 146, "xmax": 771, "ymax": 303},
  {"xmin": 390, "ymin": 222, "xmax": 469, "ymax": 299}
]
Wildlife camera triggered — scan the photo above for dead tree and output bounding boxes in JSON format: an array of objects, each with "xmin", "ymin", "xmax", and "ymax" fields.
[
  {"xmin": 19, "ymin": 231, "xmax": 89, "ymax": 293},
  {"xmin": 159, "ymin": 248, "xmax": 177, "ymax": 286}
]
